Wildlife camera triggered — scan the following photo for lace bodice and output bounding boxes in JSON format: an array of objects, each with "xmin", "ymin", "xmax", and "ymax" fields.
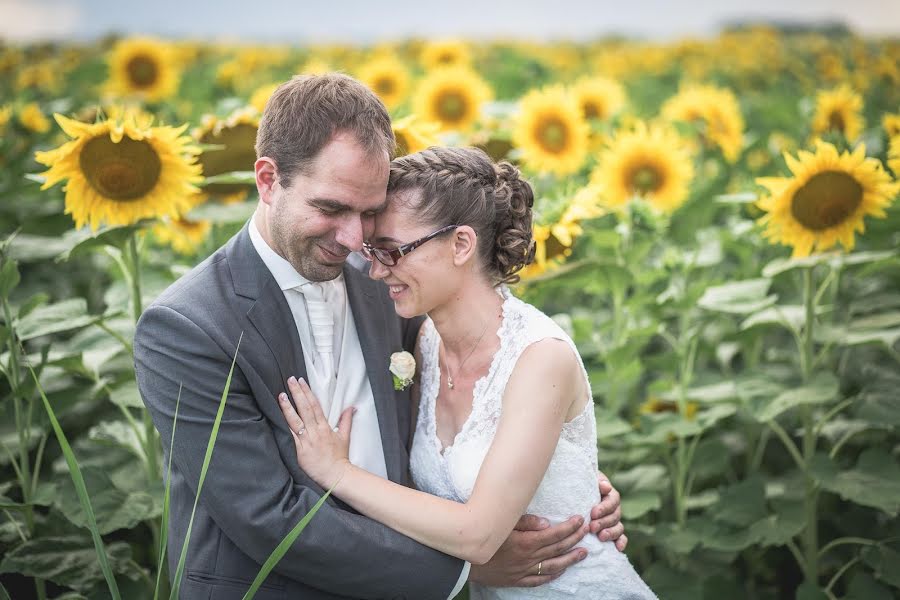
[{"xmin": 409, "ymin": 288, "xmax": 657, "ymax": 599}]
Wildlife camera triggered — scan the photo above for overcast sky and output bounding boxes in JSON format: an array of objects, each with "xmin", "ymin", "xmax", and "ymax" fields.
[{"xmin": 1, "ymin": 0, "xmax": 898, "ymax": 43}]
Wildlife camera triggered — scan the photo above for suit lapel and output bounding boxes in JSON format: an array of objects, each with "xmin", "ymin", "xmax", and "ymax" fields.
[
  {"xmin": 227, "ymin": 224, "xmax": 308, "ymax": 392},
  {"xmin": 343, "ymin": 265, "xmax": 403, "ymax": 483}
]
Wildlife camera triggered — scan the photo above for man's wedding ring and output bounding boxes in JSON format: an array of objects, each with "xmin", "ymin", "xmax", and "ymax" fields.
[
  {"xmin": 296, "ymin": 427, "xmax": 306, "ymax": 436},
  {"xmin": 537, "ymin": 561, "xmax": 542, "ymax": 576}
]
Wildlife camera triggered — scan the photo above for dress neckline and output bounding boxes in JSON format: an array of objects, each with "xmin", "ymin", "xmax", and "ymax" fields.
[{"xmin": 427, "ymin": 287, "xmax": 514, "ymax": 457}]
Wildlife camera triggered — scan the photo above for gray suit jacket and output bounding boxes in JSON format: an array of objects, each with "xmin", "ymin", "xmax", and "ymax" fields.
[{"xmin": 134, "ymin": 224, "xmax": 463, "ymax": 599}]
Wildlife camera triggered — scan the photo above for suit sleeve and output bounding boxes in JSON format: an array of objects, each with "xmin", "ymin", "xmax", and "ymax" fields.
[{"xmin": 134, "ymin": 304, "xmax": 463, "ymax": 599}]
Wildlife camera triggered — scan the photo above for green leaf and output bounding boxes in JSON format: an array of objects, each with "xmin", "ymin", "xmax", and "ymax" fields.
[
  {"xmin": 7, "ymin": 234, "xmax": 73, "ymax": 263},
  {"xmin": 811, "ymin": 450, "xmax": 900, "ymax": 516},
  {"xmin": 88, "ymin": 420, "xmax": 145, "ymax": 459},
  {"xmin": 0, "ymin": 582, "xmax": 10, "ymax": 600},
  {"xmin": 0, "ymin": 259, "xmax": 20, "ymax": 298},
  {"xmin": 856, "ymin": 392, "xmax": 900, "ymax": 427},
  {"xmin": 28, "ymin": 368, "xmax": 122, "ymax": 599},
  {"xmin": 16, "ymin": 299, "xmax": 100, "ymax": 341},
  {"xmin": 56, "ymin": 467, "xmax": 159, "ymax": 534},
  {"xmin": 751, "ymin": 373, "xmax": 838, "ymax": 422},
  {"xmin": 108, "ymin": 381, "xmax": 145, "ymax": 410},
  {"xmin": 698, "ymin": 279, "xmax": 776, "ymax": 315},
  {"xmin": 595, "ymin": 409, "xmax": 632, "ymax": 438},
  {"xmin": 620, "ymin": 490, "xmax": 661, "ymax": 519},
  {"xmin": 710, "ymin": 476, "xmax": 767, "ymax": 527},
  {"xmin": 740, "ymin": 305, "xmax": 806, "ymax": 331},
  {"xmin": 846, "ymin": 572, "xmax": 895, "ymax": 600},
  {"xmin": 762, "ymin": 253, "xmax": 838, "ymax": 278},
  {"xmin": 200, "ymin": 170, "xmax": 256, "ymax": 185},
  {"xmin": 714, "ymin": 192, "xmax": 758, "ymax": 204},
  {"xmin": 861, "ymin": 545, "xmax": 900, "ymax": 590},
  {"xmin": 795, "ymin": 582, "xmax": 828, "ymax": 600},
  {"xmin": 0, "ymin": 536, "xmax": 141, "ymax": 593},
  {"xmin": 56, "ymin": 223, "xmax": 149, "ymax": 262},
  {"xmin": 185, "ymin": 199, "xmax": 256, "ymax": 224}
]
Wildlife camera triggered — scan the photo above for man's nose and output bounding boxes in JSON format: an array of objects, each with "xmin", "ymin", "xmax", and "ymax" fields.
[{"xmin": 334, "ymin": 215, "xmax": 364, "ymax": 252}]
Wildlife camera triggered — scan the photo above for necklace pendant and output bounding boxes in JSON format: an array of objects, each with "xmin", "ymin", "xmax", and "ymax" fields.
[{"xmin": 447, "ymin": 376, "xmax": 454, "ymax": 390}]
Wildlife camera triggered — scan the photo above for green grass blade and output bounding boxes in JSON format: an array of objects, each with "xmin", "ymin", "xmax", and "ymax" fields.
[
  {"xmin": 153, "ymin": 382, "xmax": 182, "ymax": 600},
  {"xmin": 28, "ymin": 366, "xmax": 122, "ymax": 600},
  {"xmin": 169, "ymin": 332, "xmax": 243, "ymax": 600},
  {"xmin": 0, "ymin": 581, "xmax": 11, "ymax": 600},
  {"xmin": 242, "ymin": 486, "xmax": 334, "ymax": 600}
]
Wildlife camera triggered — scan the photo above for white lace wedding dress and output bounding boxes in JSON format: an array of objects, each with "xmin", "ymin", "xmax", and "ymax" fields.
[{"xmin": 410, "ymin": 288, "xmax": 657, "ymax": 599}]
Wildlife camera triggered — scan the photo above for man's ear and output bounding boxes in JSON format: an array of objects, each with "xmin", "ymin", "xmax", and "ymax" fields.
[
  {"xmin": 256, "ymin": 157, "xmax": 277, "ymax": 205},
  {"xmin": 451, "ymin": 226, "xmax": 478, "ymax": 267}
]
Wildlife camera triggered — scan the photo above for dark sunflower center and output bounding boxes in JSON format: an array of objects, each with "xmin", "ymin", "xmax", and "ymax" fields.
[
  {"xmin": 536, "ymin": 118, "xmax": 569, "ymax": 153},
  {"xmin": 199, "ymin": 122, "xmax": 258, "ymax": 195},
  {"xmin": 126, "ymin": 54, "xmax": 159, "ymax": 88},
  {"xmin": 828, "ymin": 110, "xmax": 846, "ymax": 133},
  {"xmin": 437, "ymin": 53, "xmax": 454, "ymax": 64},
  {"xmin": 544, "ymin": 232, "xmax": 567, "ymax": 259},
  {"xmin": 791, "ymin": 170, "xmax": 863, "ymax": 231},
  {"xmin": 374, "ymin": 77, "xmax": 395, "ymax": 96},
  {"xmin": 582, "ymin": 101, "xmax": 601, "ymax": 120},
  {"xmin": 436, "ymin": 91, "xmax": 466, "ymax": 122},
  {"xmin": 630, "ymin": 165, "xmax": 661, "ymax": 194},
  {"xmin": 80, "ymin": 135, "xmax": 161, "ymax": 201}
]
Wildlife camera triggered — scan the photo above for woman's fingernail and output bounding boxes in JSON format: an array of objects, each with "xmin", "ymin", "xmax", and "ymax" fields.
[
  {"xmin": 278, "ymin": 393, "xmax": 287, "ymax": 402},
  {"xmin": 288, "ymin": 376, "xmax": 297, "ymax": 385},
  {"xmin": 579, "ymin": 550, "xmax": 587, "ymax": 560}
]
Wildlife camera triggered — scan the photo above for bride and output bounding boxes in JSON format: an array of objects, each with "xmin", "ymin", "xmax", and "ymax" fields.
[{"xmin": 277, "ymin": 147, "xmax": 657, "ymax": 599}]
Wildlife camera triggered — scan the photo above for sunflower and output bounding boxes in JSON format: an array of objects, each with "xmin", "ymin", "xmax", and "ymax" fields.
[
  {"xmin": 249, "ymin": 83, "xmax": 280, "ymax": 114},
  {"xmin": 106, "ymin": 37, "xmax": 180, "ymax": 102},
  {"xmin": 193, "ymin": 107, "xmax": 259, "ymax": 201},
  {"xmin": 296, "ymin": 58, "xmax": 332, "ymax": 76},
  {"xmin": 756, "ymin": 140, "xmax": 899, "ymax": 258},
  {"xmin": 591, "ymin": 122, "xmax": 694, "ymax": 213},
  {"xmin": 420, "ymin": 39, "xmax": 472, "ymax": 70},
  {"xmin": 392, "ymin": 114, "xmax": 440, "ymax": 157},
  {"xmin": 519, "ymin": 183, "xmax": 605, "ymax": 279},
  {"xmin": 18, "ymin": 102, "xmax": 51, "ymax": 133},
  {"xmin": 638, "ymin": 396, "xmax": 698, "ymax": 420},
  {"xmin": 152, "ymin": 217, "xmax": 211, "ymax": 254},
  {"xmin": 882, "ymin": 112, "xmax": 900, "ymax": 139},
  {"xmin": 571, "ymin": 77, "xmax": 626, "ymax": 122},
  {"xmin": 661, "ymin": 84, "xmax": 745, "ymax": 162},
  {"xmin": 512, "ymin": 86, "xmax": 589, "ymax": 176},
  {"xmin": 810, "ymin": 85, "xmax": 865, "ymax": 142},
  {"xmin": 34, "ymin": 113, "xmax": 202, "ymax": 231},
  {"xmin": 357, "ymin": 55, "xmax": 410, "ymax": 110},
  {"xmin": 412, "ymin": 68, "xmax": 491, "ymax": 132}
]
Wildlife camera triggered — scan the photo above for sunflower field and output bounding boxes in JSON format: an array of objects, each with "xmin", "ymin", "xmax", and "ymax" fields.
[{"xmin": 1, "ymin": 27, "xmax": 900, "ymax": 599}]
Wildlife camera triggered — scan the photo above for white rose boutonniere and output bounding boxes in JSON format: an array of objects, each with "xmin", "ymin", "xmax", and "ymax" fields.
[{"xmin": 389, "ymin": 351, "xmax": 416, "ymax": 391}]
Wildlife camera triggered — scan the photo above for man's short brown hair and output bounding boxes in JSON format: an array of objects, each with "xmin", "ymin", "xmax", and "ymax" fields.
[{"xmin": 255, "ymin": 73, "xmax": 395, "ymax": 186}]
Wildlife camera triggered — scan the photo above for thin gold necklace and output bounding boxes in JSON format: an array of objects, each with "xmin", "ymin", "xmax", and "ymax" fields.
[{"xmin": 443, "ymin": 322, "xmax": 489, "ymax": 390}]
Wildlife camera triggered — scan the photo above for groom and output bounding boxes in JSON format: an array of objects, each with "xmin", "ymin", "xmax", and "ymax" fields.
[{"xmin": 134, "ymin": 73, "xmax": 625, "ymax": 599}]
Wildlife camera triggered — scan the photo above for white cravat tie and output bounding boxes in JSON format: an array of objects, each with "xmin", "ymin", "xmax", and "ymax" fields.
[{"xmin": 296, "ymin": 282, "xmax": 337, "ymax": 419}]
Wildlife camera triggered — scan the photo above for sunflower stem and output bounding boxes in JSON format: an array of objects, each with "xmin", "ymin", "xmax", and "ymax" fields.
[{"xmin": 800, "ymin": 266, "xmax": 819, "ymax": 585}]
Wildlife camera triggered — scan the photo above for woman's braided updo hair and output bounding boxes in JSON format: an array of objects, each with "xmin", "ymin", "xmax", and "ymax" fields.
[{"xmin": 387, "ymin": 147, "xmax": 536, "ymax": 285}]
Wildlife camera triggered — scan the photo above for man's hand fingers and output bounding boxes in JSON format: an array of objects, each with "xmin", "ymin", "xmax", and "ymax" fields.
[
  {"xmin": 536, "ymin": 546, "xmax": 587, "ymax": 576},
  {"xmin": 597, "ymin": 521, "xmax": 624, "ymax": 543},
  {"xmin": 591, "ymin": 487, "xmax": 621, "ymax": 520},
  {"xmin": 615, "ymin": 533, "xmax": 628, "ymax": 552},
  {"xmin": 514, "ymin": 514, "xmax": 550, "ymax": 532},
  {"xmin": 530, "ymin": 516, "xmax": 585, "ymax": 552},
  {"xmin": 514, "ymin": 574, "xmax": 562, "ymax": 588},
  {"xmin": 592, "ymin": 506, "xmax": 622, "ymax": 535},
  {"xmin": 537, "ymin": 521, "xmax": 588, "ymax": 560}
]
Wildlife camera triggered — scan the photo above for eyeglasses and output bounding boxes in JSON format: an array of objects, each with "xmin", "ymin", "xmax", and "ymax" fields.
[{"xmin": 361, "ymin": 224, "xmax": 458, "ymax": 266}]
